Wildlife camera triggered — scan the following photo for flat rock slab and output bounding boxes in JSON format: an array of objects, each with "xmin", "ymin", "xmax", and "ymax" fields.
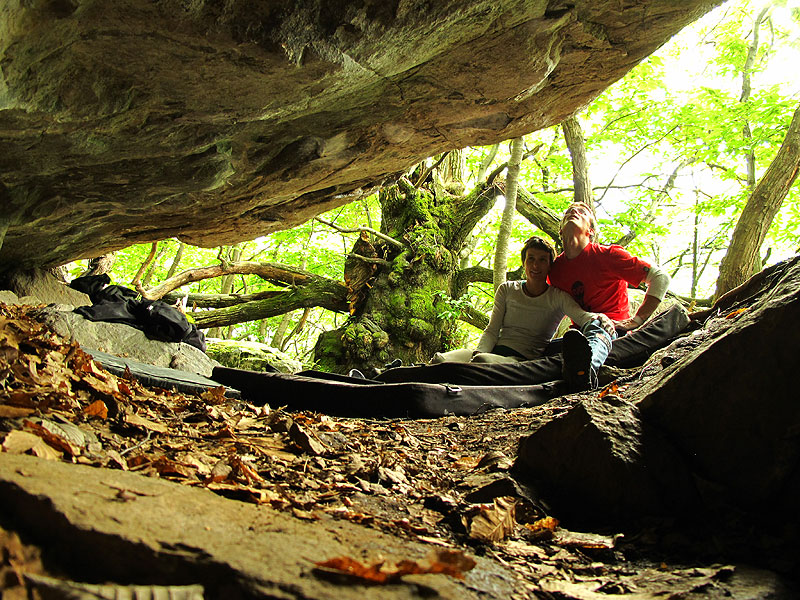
[
  {"xmin": 0, "ymin": 454, "xmax": 515, "ymax": 599},
  {"xmin": 0, "ymin": 0, "xmax": 721, "ymax": 273}
]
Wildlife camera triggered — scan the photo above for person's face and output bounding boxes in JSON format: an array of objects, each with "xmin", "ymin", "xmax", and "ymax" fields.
[
  {"xmin": 525, "ymin": 247, "xmax": 552, "ymax": 283},
  {"xmin": 560, "ymin": 203, "xmax": 594, "ymax": 238}
]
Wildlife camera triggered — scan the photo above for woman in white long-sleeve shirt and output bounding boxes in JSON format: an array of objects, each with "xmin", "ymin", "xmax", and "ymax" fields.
[{"xmin": 431, "ymin": 236, "xmax": 613, "ymax": 364}]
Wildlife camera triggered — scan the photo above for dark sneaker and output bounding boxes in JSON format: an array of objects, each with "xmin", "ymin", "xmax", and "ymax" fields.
[{"xmin": 562, "ymin": 329, "xmax": 594, "ymax": 392}]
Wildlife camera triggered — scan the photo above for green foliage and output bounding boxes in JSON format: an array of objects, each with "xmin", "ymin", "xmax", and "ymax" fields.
[{"xmin": 432, "ymin": 291, "xmax": 472, "ymax": 322}]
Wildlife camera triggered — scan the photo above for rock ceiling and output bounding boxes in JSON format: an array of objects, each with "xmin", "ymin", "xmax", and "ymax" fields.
[{"xmin": 0, "ymin": 0, "xmax": 722, "ymax": 275}]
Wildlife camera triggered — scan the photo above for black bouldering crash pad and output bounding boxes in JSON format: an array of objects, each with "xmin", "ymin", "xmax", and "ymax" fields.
[
  {"xmin": 209, "ymin": 367, "xmax": 564, "ymax": 418},
  {"xmin": 86, "ymin": 349, "xmax": 240, "ymax": 398},
  {"xmin": 85, "ymin": 305, "xmax": 690, "ymax": 418},
  {"xmin": 209, "ymin": 305, "xmax": 691, "ymax": 418}
]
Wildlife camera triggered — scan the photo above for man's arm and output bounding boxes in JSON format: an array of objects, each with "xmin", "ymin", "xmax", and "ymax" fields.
[{"xmin": 615, "ymin": 264, "xmax": 670, "ymax": 331}]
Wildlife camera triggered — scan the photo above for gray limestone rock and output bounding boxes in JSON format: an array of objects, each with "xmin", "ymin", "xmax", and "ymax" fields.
[
  {"xmin": 36, "ymin": 306, "xmax": 218, "ymax": 377},
  {"xmin": 3, "ymin": 271, "xmax": 90, "ymax": 307},
  {"xmin": 0, "ymin": 453, "xmax": 513, "ymax": 600},
  {"xmin": 0, "ymin": 0, "xmax": 722, "ymax": 275}
]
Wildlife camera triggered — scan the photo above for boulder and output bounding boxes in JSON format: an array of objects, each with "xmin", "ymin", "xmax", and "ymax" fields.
[
  {"xmin": 514, "ymin": 394, "xmax": 698, "ymax": 525},
  {"xmin": 206, "ymin": 339, "xmax": 302, "ymax": 374},
  {"xmin": 0, "ymin": 453, "xmax": 511, "ymax": 599},
  {"xmin": 36, "ymin": 307, "xmax": 218, "ymax": 377},
  {"xmin": 513, "ymin": 255, "xmax": 800, "ymax": 569},
  {"xmin": 0, "ymin": 0, "xmax": 722, "ymax": 275},
  {"xmin": 1, "ymin": 273, "xmax": 217, "ymax": 376},
  {"xmin": 635, "ymin": 261, "xmax": 800, "ymax": 512},
  {"xmin": 3, "ymin": 271, "xmax": 90, "ymax": 307}
]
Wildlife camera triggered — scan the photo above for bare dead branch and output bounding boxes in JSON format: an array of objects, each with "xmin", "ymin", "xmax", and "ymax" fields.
[{"xmin": 314, "ymin": 216, "xmax": 406, "ymax": 249}]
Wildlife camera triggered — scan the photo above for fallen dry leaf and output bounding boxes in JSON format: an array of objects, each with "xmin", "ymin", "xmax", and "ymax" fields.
[
  {"xmin": 22, "ymin": 420, "xmax": 81, "ymax": 457},
  {"xmin": 526, "ymin": 516, "xmax": 559, "ymax": 533},
  {"xmin": 314, "ymin": 548, "xmax": 476, "ymax": 584},
  {"xmin": 0, "ymin": 405, "xmax": 35, "ymax": 418},
  {"xmin": 124, "ymin": 413, "xmax": 168, "ymax": 434},
  {"xmin": 151, "ymin": 455, "xmax": 195, "ymax": 478},
  {"xmin": 289, "ymin": 422, "xmax": 327, "ymax": 456},
  {"xmin": 552, "ymin": 528, "xmax": 620, "ymax": 550},
  {"xmin": 466, "ymin": 496, "xmax": 517, "ymax": 542},
  {"xmin": 2, "ymin": 430, "xmax": 62, "ymax": 460},
  {"xmin": 83, "ymin": 400, "xmax": 108, "ymax": 419},
  {"xmin": 599, "ymin": 382, "xmax": 619, "ymax": 398}
]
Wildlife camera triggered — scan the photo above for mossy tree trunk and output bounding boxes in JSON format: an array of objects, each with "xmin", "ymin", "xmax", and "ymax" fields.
[{"xmin": 313, "ymin": 177, "xmax": 500, "ymax": 373}]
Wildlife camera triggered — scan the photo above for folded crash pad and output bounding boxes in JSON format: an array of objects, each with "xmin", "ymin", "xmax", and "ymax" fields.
[{"xmin": 209, "ymin": 367, "xmax": 563, "ymax": 418}]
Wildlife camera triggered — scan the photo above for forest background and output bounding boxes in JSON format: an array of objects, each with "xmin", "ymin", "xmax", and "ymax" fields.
[{"xmin": 64, "ymin": 0, "xmax": 800, "ymax": 371}]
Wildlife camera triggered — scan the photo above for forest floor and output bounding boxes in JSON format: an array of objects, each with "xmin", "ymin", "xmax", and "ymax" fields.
[{"xmin": 0, "ymin": 302, "xmax": 795, "ymax": 599}]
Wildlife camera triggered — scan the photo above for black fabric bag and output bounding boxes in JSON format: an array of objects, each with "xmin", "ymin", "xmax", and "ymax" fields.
[
  {"xmin": 70, "ymin": 274, "xmax": 139, "ymax": 304},
  {"xmin": 71, "ymin": 275, "xmax": 207, "ymax": 352},
  {"xmin": 210, "ymin": 367, "xmax": 563, "ymax": 418},
  {"xmin": 134, "ymin": 300, "xmax": 194, "ymax": 343}
]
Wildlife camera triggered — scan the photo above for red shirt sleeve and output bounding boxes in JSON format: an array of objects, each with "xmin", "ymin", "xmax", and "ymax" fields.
[{"xmin": 604, "ymin": 245, "xmax": 651, "ymax": 288}]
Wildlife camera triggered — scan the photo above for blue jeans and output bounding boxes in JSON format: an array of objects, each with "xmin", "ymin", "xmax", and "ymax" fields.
[
  {"xmin": 543, "ymin": 318, "xmax": 616, "ymax": 372},
  {"xmin": 581, "ymin": 318, "xmax": 616, "ymax": 372}
]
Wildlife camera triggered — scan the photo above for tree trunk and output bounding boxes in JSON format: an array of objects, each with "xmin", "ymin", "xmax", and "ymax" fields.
[
  {"xmin": 270, "ymin": 312, "xmax": 294, "ymax": 348},
  {"xmin": 313, "ymin": 178, "xmax": 499, "ymax": 373},
  {"xmin": 165, "ymin": 242, "xmax": 184, "ymax": 279},
  {"xmin": 81, "ymin": 253, "xmax": 116, "ymax": 278},
  {"xmin": 715, "ymin": 102, "xmax": 800, "ymax": 297},
  {"xmin": 493, "ymin": 137, "xmax": 524, "ymax": 290},
  {"xmin": 208, "ymin": 245, "xmax": 242, "ymax": 338},
  {"xmin": 192, "ymin": 276, "xmax": 348, "ymax": 329},
  {"xmin": 142, "ymin": 243, "xmax": 168, "ymax": 288},
  {"xmin": 740, "ymin": 6, "xmax": 771, "ymax": 190},
  {"xmin": 562, "ymin": 116, "xmax": 593, "ymax": 210},
  {"xmin": 515, "ymin": 186, "xmax": 562, "ymax": 249}
]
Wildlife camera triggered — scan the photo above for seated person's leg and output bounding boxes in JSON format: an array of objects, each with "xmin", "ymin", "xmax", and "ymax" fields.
[
  {"xmin": 470, "ymin": 344, "xmax": 524, "ymax": 364},
  {"xmin": 582, "ymin": 319, "xmax": 615, "ymax": 372},
  {"xmin": 470, "ymin": 352, "xmax": 521, "ymax": 364},
  {"xmin": 563, "ymin": 318, "xmax": 615, "ymax": 392},
  {"xmin": 430, "ymin": 348, "xmax": 476, "ymax": 364},
  {"xmin": 542, "ymin": 338, "xmax": 563, "ymax": 356},
  {"xmin": 376, "ymin": 355, "xmax": 563, "ymax": 386}
]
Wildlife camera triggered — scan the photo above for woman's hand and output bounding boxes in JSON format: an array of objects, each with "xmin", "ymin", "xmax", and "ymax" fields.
[{"xmin": 594, "ymin": 313, "xmax": 616, "ymax": 336}]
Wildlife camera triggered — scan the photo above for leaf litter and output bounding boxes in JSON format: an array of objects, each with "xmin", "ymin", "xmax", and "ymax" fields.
[{"xmin": 0, "ymin": 303, "xmax": 770, "ymax": 598}]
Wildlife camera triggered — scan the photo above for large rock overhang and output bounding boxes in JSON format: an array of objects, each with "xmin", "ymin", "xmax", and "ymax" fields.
[{"xmin": 0, "ymin": 0, "xmax": 723, "ymax": 274}]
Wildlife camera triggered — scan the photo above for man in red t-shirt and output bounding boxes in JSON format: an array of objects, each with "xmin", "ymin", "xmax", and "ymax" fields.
[{"xmin": 549, "ymin": 202, "xmax": 670, "ymax": 391}]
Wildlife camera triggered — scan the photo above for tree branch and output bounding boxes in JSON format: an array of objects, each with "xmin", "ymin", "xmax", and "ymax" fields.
[
  {"xmin": 314, "ymin": 216, "xmax": 406, "ymax": 249},
  {"xmin": 190, "ymin": 278, "xmax": 348, "ymax": 329},
  {"xmin": 459, "ymin": 304, "xmax": 489, "ymax": 331},
  {"xmin": 141, "ymin": 261, "xmax": 335, "ymax": 300},
  {"xmin": 595, "ymin": 125, "xmax": 680, "ymax": 204},
  {"xmin": 162, "ymin": 290, "xmax": 285, "ymax": 308},
  {"xmin": 515, "ymin": 186, "xmax": 562, "ymax": 247},
  {"xmin": 413, "ymin": 152, "xmax": 450, "ymax": 187}
]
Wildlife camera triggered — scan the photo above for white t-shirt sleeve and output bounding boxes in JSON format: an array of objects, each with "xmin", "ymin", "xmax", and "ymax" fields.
[
  {"xmin": 644, "ymin": 264, "xmax": 670, "ymax": 301},
  {"xmin": 476, "ymin": 282, "xmax": 508, "ymax": 353},
  {"xmin": 553, "ymin": 287, "xmax": 595, "ymax": 328}
]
